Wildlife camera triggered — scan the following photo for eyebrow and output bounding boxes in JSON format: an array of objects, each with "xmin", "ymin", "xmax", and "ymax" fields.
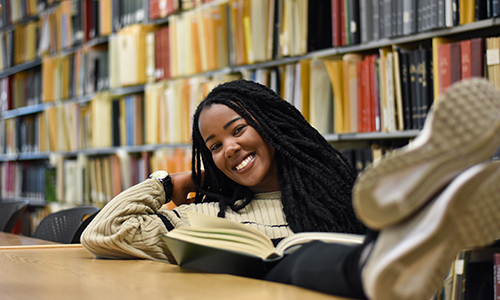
[{"xmin": 204, "ymin": 117, "xmax": 243, "ymax": 144}]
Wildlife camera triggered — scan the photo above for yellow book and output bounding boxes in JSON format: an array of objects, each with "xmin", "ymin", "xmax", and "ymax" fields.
[
  {"xmin": 89, "ymin": 158, "xmax": 98, "ymax": 204},
  {"xmin": 145, "ymin": 32, "xmax": 156, "ymax": 83},
  {"xmin": 42, "ymin": 56, "xmax": 56, "ymax": 102},
  {"xmin": 213, "ymin": 3, "xmax": 229, "ymax": 69},
  {"xmin": 324, "ymin": 58, "xmax": 346, "ymax": 133},
  {"xmin": 102, "ymin": 156, "xmax": 113, "ymax": 203},
  {"xmin": 117, "ymin": 24, "xmax": 156, "ymax": 86},
  {"xmin": 28, "ymin": 0, "xmax": 38, "ymax": 15},
  {"xmin": 144, "ymin": 84, "xmax": 160, "ymax": 145},
  {"xmin": 167, "ymin": 80, "xmax": 191, "ymax": 144},
  {"xmin": 99, "ymin": 0, "xmax": 112, "ymax": 36},
  {"xmin": 459, "ymin": 0, "xmax": 475, "ymax": 25},
  {"xmin": 108, "ymin": 36, "xmax": 120, "ymax": 89},
  {"xmin": 25, "ymin": 22, "xmax": 38, "ymax": 61},
  {"xmin": 280, "ymin": 0, "xmax": 291, "ymax": 57},
  {"xmin": 57, "ymin": 104, "xmax": 70, "ymax": 151},
  {"xmin": 250, "ymin": 0, "xmax": 268, "ymax": 63},
  {"xmin": 191, "ymin": 10, "xmax": 204, "ymax": 73},
  {"xmin": 59, "ymin": 0, "xmax": 72, "ymax": 49},
  {"xmin": 342, "ymin": 53, "xmax": 363, "ymax": 133},
  {"xmin": 309, "ymin": 59, "xmax": 333, "ymax": 135},
  {"xmin": 61, "ymin": 55, "xmax": 71, "ymax": 100},
  {"xmin": 14, "ymin": 25, "xmax": 25, "ymax": 65},
  {"xmin": 293, "ymin": 0, "xmax": 308, "ymax": 56},
  {"xmin": 299, "ymin": 59, "xmax": 311, "ymax": 122},
  {"xmin": 202, "ymin": 8, "xmax": 217, "ymax": 71},
  {"xmin": 486, "ymin": 37, "xmax": 500, "ymax": 89},
  {"xmin": 65, "ymin": 102, "xmax": 79, "ymax": 151},
  {"xmin": 392, "ymin": 46, "xmax": 405, "ymax": 131},
  {"xmin": 169, "ymin": 15, "xmax": 179, "ymax": 77},
  {"xmin": 91, "ymin": 93, "xmax": 112, "ymax": 148},
  {"xmin": 79, "ymin": 103, "xmax": 92, "ymax": 149},
  {"xmin": 94, "ymin": 157, "xmax": 105, "ymax": 207},
  {"xmin": 46, "ymin": 106, "xmax": 59, "ymax": 151}
]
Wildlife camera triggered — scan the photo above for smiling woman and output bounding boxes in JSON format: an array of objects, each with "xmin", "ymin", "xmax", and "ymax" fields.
[
  {"xmin": 82, "ymin": 79, "xmax": 364, "ymax": 264},
  {"xmin": 190, "ymin": 80, "xmax": 364, "ymax": 234}
]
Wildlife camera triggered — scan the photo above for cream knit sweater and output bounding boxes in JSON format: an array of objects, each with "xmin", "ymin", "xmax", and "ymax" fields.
[{"xmin": 81, "ymin": 179, "xmax": 293, "ymax": 263}]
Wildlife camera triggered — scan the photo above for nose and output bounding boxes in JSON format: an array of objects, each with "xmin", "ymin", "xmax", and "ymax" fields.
[{"xmin": 224, "ymin": 139, "xmax": 241, "ymax": 158}]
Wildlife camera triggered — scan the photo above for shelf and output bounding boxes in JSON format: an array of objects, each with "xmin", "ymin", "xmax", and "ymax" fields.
[
  {"xmin": 77, "ymin": 143, "xmax": 191, "ymax": 156},
  {"xmin": 18, "ymin": 152, "xmax": 52, "ymax": 161},
  {"xmin": 0, "ymin": 154, "xmax": 19, "ymax": 161},
  {"xmin": 0, "ymin": 57, "xmax": 42, "ymax": 79},
  {"xmin": 0, "ymin": 152, "xmax": 52, "ymax": 162},
  {"xmin": 111, "ymin": 84, "xmax": 146, "ymax": 96},
  {"xmin": 324, "ymin": 130, "xmax": 419, "ymax": 143},
  {"xmin": 0, "ymin": 197, "xmax": 47, "ymax": 207},
  {"xmin": 2, "ymin": 102, "xmax": 55, "ymax": 119}
]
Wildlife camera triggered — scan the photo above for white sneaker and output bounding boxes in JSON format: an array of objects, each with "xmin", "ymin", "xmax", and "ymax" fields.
[
  {"xmin": 353, "ymin": 78, "xmax": 500, "ymax": 229},
  {"xmin": 362, "ymin": 161, "xmax": 500, "ymax": 300}
]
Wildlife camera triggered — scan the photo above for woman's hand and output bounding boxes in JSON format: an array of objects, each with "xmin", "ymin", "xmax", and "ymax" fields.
[{"xmin": 170, "ymin": 171, "xmax": 204, "ymax": 206}]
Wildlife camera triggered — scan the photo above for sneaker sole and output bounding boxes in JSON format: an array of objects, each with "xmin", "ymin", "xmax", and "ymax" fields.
[
  {"xmin": 353, "ymin": 78, "xmax": 500, "ymax": 229},
  {"xmin": 362, "ymin": 161, "xmax": 500, "ymax": 300}
]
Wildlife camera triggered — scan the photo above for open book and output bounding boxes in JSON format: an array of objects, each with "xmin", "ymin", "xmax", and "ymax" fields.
[{"xmin": 161, "ymin": 211, "xmax": 364, "ymax": 278}]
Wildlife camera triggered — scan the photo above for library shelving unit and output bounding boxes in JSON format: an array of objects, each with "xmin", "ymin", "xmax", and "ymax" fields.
[{"xmin": 0, "ymin": 0, "xmax": 499, "ymax": 227}]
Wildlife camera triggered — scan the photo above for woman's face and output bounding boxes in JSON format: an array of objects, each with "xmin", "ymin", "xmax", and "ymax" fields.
[{"xmin": 198, "ymin": 104, "xmax": 279, "ymax": 193}]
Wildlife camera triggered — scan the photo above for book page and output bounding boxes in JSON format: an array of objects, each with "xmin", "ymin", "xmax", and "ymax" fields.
[
  {"xmin": 275, "ymin": 232, "xmax": 364, "ymax": 255},
  {"xmin": 167, "ymin": 227, "xmax": 275, "ymax": 258},
  {"xmin": 186, "ymin": 211, "xmax": 274, "ymax": 248}
]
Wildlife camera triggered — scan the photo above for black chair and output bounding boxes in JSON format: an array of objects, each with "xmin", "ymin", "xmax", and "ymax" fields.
[
  {"xmin": 0, "ymin": 200, "xmax": 29, "ymax": 232},
  {"xmin": 32, "ymin": 206, "xmax": 100, "ymax": 244},
  {"xmin": 70, "ymin": 210, "xmax": 100, "ymax": 243}
]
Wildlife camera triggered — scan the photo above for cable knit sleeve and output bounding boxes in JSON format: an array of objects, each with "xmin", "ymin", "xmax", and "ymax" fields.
[{"xmin": 81, "ymin": 179, "xmax": 177, "ymax": 262}]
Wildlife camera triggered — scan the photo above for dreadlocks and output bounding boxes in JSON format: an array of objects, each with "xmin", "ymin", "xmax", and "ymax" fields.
[{"xmin": 191, "ymin": 79, "xmax": 365, "ymax": 234}]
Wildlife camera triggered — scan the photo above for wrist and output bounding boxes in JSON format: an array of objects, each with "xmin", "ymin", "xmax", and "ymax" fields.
[{"xmin": 149, "ymin": 171, "xmax": 173, "ymax": 201}]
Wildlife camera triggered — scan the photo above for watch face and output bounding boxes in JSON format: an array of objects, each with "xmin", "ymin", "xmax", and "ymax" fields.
[{"xmin": 150, "ymin": 170, "xmax": 169, "ymax": 179}]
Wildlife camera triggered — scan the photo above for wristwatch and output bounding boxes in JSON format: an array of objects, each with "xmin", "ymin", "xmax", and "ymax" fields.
[{"xmin": 149, "ymin": 170, "xmax": 173, "ymax": 201}]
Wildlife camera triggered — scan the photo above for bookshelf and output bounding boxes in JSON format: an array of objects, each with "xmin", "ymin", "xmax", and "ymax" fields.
[{"xmin": 0, "ymin": 0, "xmax": 499, "ymax": 228}]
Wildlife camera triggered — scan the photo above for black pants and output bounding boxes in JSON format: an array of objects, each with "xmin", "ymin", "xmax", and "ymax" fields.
[{"xmin": 265, "ymin": 240, "xmax": 368, "ymax": 299}]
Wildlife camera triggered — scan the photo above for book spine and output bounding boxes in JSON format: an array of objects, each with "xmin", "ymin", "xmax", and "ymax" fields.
[
  {"xmin": 471, "ymin": 37, "xmax": 485, "ymax": 78},
  {"xmin": 371, "ymin": 0, "xmax": 379, "ymax": 41},
  {"xmin": 460, "ymin": 39, "xmax": 472, "ymax": 80},
  {"xmin": 348, "ymin": 0, "xmax": 360, "ymax": 45},
  {"xmin": 450, "ymin": 41, "xmax": 461, "ymax": 85}
]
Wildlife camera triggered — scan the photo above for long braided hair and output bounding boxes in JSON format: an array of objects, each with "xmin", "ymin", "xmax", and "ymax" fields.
[{"xmin": 191, "ymin": 79, "xmax": 365, "ymax": 234}]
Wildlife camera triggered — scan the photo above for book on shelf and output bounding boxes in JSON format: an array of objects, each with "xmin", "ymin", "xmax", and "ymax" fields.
[
  {"xmin": 470, "ymin": 37, "xmax": 485, "ymax": 78},
  {"xmin": 309, "ymin": 59, "xmax": 333, "ymax": 135},
  {"xmin": 307, "ymin": 0, "xmax": 332, "ymax": 52},
  {"xmin": 392, "ymin": 46, "xmax": 404, "ymax": 131},
  {"xmin": 359, "ymin": 0, "xmax": 373, "ymax": 44},
  {"xmin": 161, "ymin": 211, "xmax": 364, "ymax": 278},
  {"xmin": 486, "ymin": 37, "xmax": 500, "ymax": 89},
  {"xmin": 324, "ymin": 58, "xmax": 346, "ymax": 134},
  {"xmin": 343, "ymin": 53, "xmax": 363, "ymax": 133}
]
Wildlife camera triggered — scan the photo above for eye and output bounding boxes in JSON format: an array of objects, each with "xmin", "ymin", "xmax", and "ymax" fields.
[
  {"xmin": 210, "ymin": 143, "xmax": 221, "ymax": 152},
  {"xmin": 233, "ymin": 125, "xmax": 246, "ymax": 135}
]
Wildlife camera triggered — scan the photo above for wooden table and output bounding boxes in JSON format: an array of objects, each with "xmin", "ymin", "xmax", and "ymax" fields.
[
  {"xmin": 0, "ymin": 232, "xmax": 60, "ymax": 247},
  {"xmin": 0, "ymin": 245, "xmax": 352, "ymax": 300}
]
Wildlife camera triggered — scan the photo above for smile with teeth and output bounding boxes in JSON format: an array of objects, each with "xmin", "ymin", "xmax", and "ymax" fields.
[{"xmin": 234, "ymin": 154, "xmax": 255, "ymax": 171}]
